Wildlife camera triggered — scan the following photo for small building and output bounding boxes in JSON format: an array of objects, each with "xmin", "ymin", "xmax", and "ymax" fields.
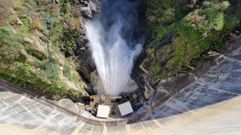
[
  {"xmin": 118, "ymin": 101, "xmax": 134, "ymax": 116},
  {"xmin": 97, "ymin": 105, "xmax": 111, "ymax": 118}
]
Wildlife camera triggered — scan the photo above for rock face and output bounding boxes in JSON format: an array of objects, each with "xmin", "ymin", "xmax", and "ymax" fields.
[
  {"xmin": 143, "ymin": 0, "xmax": 241, "ymax": 84},
  {"xmin": 80, "ymin": 0, "xmax": 99, "ymax": 19},
  {"xmin": 0, "ymin": 0, "xmax": 146, "ymax": 98},
  {"xmin": 0, "ymin": 0, "xmax": 88, "ymax": 99},
  {"xmin": 1, "ymin": 1, "xmax": 241, "ymax": 135},
  {"xmin": 0, "ymin": 0, "xmax": 240, "ymax": 102}
]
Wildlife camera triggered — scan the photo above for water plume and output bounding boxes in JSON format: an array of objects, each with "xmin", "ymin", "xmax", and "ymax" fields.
[{"xmin": 85, "ymin": 0, "xmax": 144, "ymax": 96}]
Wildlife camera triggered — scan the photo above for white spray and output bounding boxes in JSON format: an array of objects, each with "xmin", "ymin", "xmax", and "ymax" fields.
[{"xmin": 85, "ymin": 0, "xmax": 143, "ymax": 96}]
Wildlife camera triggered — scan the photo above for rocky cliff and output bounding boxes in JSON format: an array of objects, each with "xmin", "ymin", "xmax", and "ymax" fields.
[
  {"xmin": 0, "ymin": 0, "xmax": 89, "ymax": 100},
  {"xmin": 143, "ymin": 0, "xmax": 241, "ymax": 85},
  {"xmin": 0, "ymin": 0, "xmax": 240, "ymax": 100}
]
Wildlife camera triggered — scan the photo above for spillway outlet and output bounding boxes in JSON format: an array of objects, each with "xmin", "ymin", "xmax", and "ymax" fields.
[{"xmin": 83, "ymin": 92, "xmax": 146, "ymax": 118}]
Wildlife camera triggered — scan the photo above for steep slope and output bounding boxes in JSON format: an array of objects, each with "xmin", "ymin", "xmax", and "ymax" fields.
[
  {"xmin": 0, "ymin": 0, "xmax": 87, "ymax": 100},
  {"xmin": 0, "ymin": 0, "xmax": 240, "ymax": 101},
  {"xmin": 143, "ymin": 0, "xmax": 241, "ymax": 84}
]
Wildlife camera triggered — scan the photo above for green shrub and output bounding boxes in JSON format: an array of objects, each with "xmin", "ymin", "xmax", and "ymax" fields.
[
  {"xmin": 168, "ymin": 1, "xmax": 230, "ymax": 70},
  {"xmin": 145, "ymin": 0, "xmax": 240, "ymax": 80},
  {"xmin": 0, "ymin": 26, "xmax": 24, "ymax": 62},
  {"xmin": 0, "ymin": 0, "xmax": 85, "ymax": 99},
  {"xmin": 44, "ymin": 60, "xmax": 61, "ymax": 81},
  {"xmin": 146, "ymin": 0, "xmax": 190, "ymax": 44}
]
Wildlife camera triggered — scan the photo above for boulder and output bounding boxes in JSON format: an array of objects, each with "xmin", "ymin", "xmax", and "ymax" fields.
[{"xmin": 80, "ymin": 0, "xmax": 99, "ymax": 19}]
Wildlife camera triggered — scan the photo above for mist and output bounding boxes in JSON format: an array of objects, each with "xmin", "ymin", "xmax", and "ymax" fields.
[{"xmin": 85, "ymin": 0, "xmax": 144, "ymax": 96}]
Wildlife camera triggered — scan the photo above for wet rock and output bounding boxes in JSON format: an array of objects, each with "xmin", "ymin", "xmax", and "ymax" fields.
[
  {"xmin": 76, "ymin": 42, "xmax": 95, "ymax": 84},
  {"xmin": 80, "ymin": 0, "xmax": 99, "ymax": 19},
  {"xmin": 90, "ymin": 70, "xmax": 105, "ymax": 94},
  {"xmin": 90, "ymin": 70, "xmax": 139, "ymax": 95}
]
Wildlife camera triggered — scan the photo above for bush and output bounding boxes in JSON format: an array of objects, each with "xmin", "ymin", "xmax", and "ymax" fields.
[
  {"xmin": 0, "ymin": 0, "xmax": 85, "ymax": 100},
  {"xmin": 168, "ymin": 1, "xmax": 230, "ymax": 69},
  {"xmin": 44, "ymin": 60, "xmax": 61, "ymax": 81},
  {"xmin": 146, "ymin": 0, "xmax": 190, "ymax": 45},
  {"xmin": 145, "ymin": 0, "xmax": 240, "ymax": 80},
  {"xmin": 0, "ymin": 26, "xmax": 24, "ymax": 62}
]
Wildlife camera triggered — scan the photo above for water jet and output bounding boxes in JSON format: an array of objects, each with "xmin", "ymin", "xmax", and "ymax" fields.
[{"xmin": 85, "ymin": 0, "xmax": 145, "ymax": 96}]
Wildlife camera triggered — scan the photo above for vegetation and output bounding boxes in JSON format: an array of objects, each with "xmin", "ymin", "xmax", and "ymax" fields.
[
  {"xmin": 0, "ymin": 0, "xmax": 85, "ymax": 99},
  {"xmin": 0, "ymin": 0, "xmax": 12, "ymax": 26},
  {"xmin": 0, "ymin": 0, "xmax": 240, "ymax": 98},
  {"xmin": 145, "ymin": 0, "xmax": 241, "ymax": 82}
]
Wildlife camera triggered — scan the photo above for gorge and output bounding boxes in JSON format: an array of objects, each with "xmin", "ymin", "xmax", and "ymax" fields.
[{"xmin": 0, "ymin": 0, "xmax": 241, "ymax": 134}]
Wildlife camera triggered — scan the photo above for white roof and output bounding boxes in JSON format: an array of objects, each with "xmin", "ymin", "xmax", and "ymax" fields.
[
  {"xmin": 97, "ymin": 105, "xmax": 111, "ymax": 118},
  {"xmin": 118, "ymin": 101, "xmax": 134, "ymax": 116}
]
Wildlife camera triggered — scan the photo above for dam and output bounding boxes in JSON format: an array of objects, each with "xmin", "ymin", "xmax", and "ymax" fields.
[{"xmin": 0, "ymin": 0, "xmax": 241, "ymax": 134}]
